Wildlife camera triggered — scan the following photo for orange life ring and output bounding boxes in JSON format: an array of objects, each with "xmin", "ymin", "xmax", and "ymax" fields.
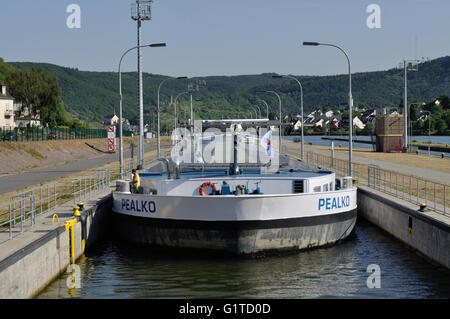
[{"xmin": 199, "ymin": 181, "xmax": 218, "ymax": 196}]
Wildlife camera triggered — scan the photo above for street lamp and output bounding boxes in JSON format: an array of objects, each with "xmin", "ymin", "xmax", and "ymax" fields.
[
  {"xmin": 256, "ymin": 90, "xmax": 282, "ymax": 155},
  {"xmin": 249, "ymin": 105, "xmax": 259, "ymax": 119},
  {"xmin": 131, "ymin": 1, "xmax": 154, "ymax": 170},
  {"xmin": 303, "ymin": 41, "xmax": 353, "ymax": 176},
  {"xmin": 408, "ymin": 102, "xmax": 422, "ymax": 147},
  {"xmin": 422, "ymin": 110, "xmax": 432, "ymax": 156},
  {"xmin": 252, "ymin": 105, "xmax": 262, "ymax": 118},
  {"xmin": 401, "ymin": 59, "xmax": 420, "ymax": 153},
  {"xmin": 157, "ymin": 76, "xmax": 188, "ymax": 158},
  {"xmin": 174, "ymin": 91, "xmax": 189, "ymax": 129},
  {"xmin": 256, "ymin": 99, "xmax": 270, "ymax": 119},
  {"xmin": 273, "ymin": 74, "xmax": 305, "ymax": 160},
  {"xmin": 175, "ymin": 91, "xmax": 189, "ymax": 127},
  {"xmin": 118, "ymin": 42, "xmax": 166, "ymax": 178}
]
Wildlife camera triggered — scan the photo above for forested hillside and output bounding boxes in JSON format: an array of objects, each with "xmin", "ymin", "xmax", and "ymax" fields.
[{"xmin": 2, "ymin": 56, "xmax": 449, "ymax": 126}]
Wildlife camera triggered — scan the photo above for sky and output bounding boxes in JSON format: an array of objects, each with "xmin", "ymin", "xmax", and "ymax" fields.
[{"xmin": 0, "ymin": 0, "xmax": 449, "ymax": 77}]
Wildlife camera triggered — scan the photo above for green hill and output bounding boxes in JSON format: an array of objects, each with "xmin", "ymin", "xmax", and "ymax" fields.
[{"xmin": 2, "ymin": 56, "xmax": 450, "ymax": 126}]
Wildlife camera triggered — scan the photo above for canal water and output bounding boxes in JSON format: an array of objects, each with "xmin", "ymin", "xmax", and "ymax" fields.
[
  {"xmin": 37, "ymin": 218, "xmax": 450, "ymax": 299},
  {"xmin": 284, "ymin": 135, "xmax": 450, "ymax": 157}
]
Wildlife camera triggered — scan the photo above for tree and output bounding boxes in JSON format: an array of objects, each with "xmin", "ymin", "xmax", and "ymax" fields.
[
  {"xmin": 435, "ymin": 119, "xmax": 448, "ymax": 135},
  {"xmin": 0, "ymin": 58, "xmax": 15, "ymax": 83},
  {"xmin": 6, "ymin": 68, "xmax": 67, "ymax": 126},
  {"xmin": 5, "ymin": 69, "xmax": 38, "ymax": 121},
  {"xmin": 439, "ymin": 94, "xmax": 449, "ymax": 110},
  {"xmin": 409, "ymin": 102, "xmax": 420, "ymax": 121},
  {"xmin": 362, "ymin": 122, "xmax": 375, "ymax": 135},
  {"xmin": 268, "ymin": 112, "xmax": 276, "ymax": 120}
]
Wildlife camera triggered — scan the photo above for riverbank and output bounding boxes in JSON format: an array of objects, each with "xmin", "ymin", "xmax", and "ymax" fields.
[{"xmin": 0, "ymin": 137, "xmax": 171, "ymax": 206}]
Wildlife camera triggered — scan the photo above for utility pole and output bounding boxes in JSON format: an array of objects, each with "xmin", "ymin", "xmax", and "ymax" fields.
[
  {"xmin": 401, "ymin": 59, "xmax": 420, "ymax": 153},
  {"xmin": 131, "ymin": 0, "xmax": 152, "ymax": 169}
]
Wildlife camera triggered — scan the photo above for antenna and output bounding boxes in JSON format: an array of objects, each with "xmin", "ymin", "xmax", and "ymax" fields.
[{"xmin": 414, "ymin": 35, "xmax": 418, "ymax": 61}]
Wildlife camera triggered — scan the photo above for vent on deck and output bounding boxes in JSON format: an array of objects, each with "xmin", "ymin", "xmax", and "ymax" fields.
[{"xmin": 293, "ymin": 180, "xmax": 304, "ymax": 193}]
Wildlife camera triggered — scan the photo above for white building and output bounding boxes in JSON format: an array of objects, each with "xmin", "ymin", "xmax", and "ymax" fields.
[
  {"xmin": 13, "ymin": 101, "xmax": 41, "ymax": 127},
  {"xmin": 104, "ymin": 114, "xmax": 119, "ymax": 126},
  {"xmin": 314, "ymin": 118, "xmax": 325, "ymax": 128},
  {"xmin": 324, "ymin": 110, "xmax": 334, "ymax": 118},
  {"xmin": 0, "ymin": 84, "xmax": 16, "ymax": 128}
]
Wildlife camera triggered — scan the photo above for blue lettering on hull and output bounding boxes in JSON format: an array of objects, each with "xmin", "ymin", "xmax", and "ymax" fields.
[
  {"xmin": 318, "ymin": 195, "xmax": 350, "ymax": 211},
  {"xmin": 122, "ymin": 199, "xmax": 156, "ymax": 214}
]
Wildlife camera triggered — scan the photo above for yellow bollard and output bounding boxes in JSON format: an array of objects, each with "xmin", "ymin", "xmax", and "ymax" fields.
[
  {"xmin": 52, "ymin": 214, "xmax": 59, "ymax": 225},
  {"xmin": 77, "ymin": 202, "xmax": 84, "ymax": 211},
  {"xmin": 65, "ymin": 219, "xmax": 77, "ymax": 265},
  {"xmin": 73, "ymin": 206, "xmax": 80, "ymax": 217}
]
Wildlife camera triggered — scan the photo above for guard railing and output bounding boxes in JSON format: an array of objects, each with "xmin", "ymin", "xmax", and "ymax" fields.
[
  {"xmin": 305, "ymin": 150, "xmax": 361, "ymax": 180},
  {"xmin": 0, "ymin": 168, "xmax": 110, "ymax": 244},
  {"xmin": 302, "ymin": 149, "xmax": 448, "ymax": 216},
  {"xmin": 368, "ymin": 165, "xmax": 449, "ymax": 216}
]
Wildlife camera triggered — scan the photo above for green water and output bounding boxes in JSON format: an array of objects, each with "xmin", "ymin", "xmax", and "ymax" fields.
[{"xmin": 37, "ymin": 219, "xmax": 450, "ymax": 299}]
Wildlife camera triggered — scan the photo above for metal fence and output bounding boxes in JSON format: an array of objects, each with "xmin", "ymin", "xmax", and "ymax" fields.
[
  {"xmin": 303, "ymin": 149, "xmax": 449, "ymax": 216},
  {"xmin": 0, "ymin": 168, "xmax": 110, "ymax": 244},
  {"xmin": 305, "ymin": 150, "xmax": 361, "ymax": 180},
  {"xmin": 368, "ymin": 165, "xmax": 449, "ymax": 216},
  {"xmin": 0, "ymin": 126, "xmax": 133, "ymax": 142}
]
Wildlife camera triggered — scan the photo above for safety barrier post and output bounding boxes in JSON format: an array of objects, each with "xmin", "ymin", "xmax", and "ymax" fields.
[
  {"xmin": 65, "ymin": 219, "xmax": 77, "ymax": 265},
  {"xmin": 9, "ymin": 202, "xmax": 12, "ymax": 240}
]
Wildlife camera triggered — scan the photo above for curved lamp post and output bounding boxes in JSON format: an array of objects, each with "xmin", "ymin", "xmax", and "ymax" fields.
[
  {"xmin": 272, "ymin": 74, "xmax": 305, "ymax": 160},
  {"xmin": 303, "ymin": 41, "xmax": 353, "ymax": 176},
  {"xmin": 422, "ymin": 110, "xmax": 432, "ymax": 156},
  {"xmin": 252, "ymin": 105, "xmax": 262, "ymax": 118},
  {"xmin": 118, "ymin": 42, "xmax": 166, "ymax": 178},
  {"xmin": 249, "ymin": 105, "xmax": 259, "ymax": 119},
  {"xmin": 256, "ymin": 99, "xmax": 270, "ymax": 119},
  {"xmin": 174, "ymin": 91, "xmax": 189, "ymax": 129},
  {"xmin": 157, "ymin": 76, "xmax": 188, "ymax": 158},
  {"xmin": 256, "ymin": 90, "xmax": 282, "ymax": 156}
]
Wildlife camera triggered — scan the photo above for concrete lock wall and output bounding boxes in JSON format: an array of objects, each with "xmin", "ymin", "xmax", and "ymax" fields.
[
  {"xmin": 0, "ymin": 195, "xmax": 111, "ymax": 299},
  {"xmin": 357, "ymin": 187, "xmax": 450, "ymax": 269}
]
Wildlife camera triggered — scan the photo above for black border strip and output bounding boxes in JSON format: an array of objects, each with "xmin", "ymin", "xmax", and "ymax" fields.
[{"xmin": 114, "ymin": 209, "xmax": 357, "ymax": 230}]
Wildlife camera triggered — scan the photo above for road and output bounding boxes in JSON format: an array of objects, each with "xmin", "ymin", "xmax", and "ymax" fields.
[{"xmin": 0, "ymin": 142, "xmax": 170, "ymax": 195}]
